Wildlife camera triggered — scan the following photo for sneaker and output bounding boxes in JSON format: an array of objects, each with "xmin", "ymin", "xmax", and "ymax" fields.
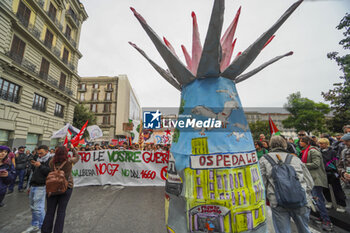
[
  {"xmin": 325, "ymin": 202, "xmax": 333, "ymax": 209},
  {"xmin": 322, "ymin": 222, "xmax": 333, "ymax": 232},
  {"xmin": 7, "ymin": 190, "xmax": 13, "ymax": 194},
  {"xmin": 21, "ymin": 226, "xmax": 40, "ymax": 233},
  {"xmin": 0, "ymin": 202, "xmax": 4, "ymax": 207},
  {"xmin": 336, "ymin": 206, "xmax": 346, "ymax": 213},
  {"xmin": 18, "ymin": 189, "xmax": 24, "ymax": 192}
]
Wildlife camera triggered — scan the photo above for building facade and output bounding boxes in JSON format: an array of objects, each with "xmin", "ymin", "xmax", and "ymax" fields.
[
  {"xmin": 244, "ymin": 109, "xmax": 296, "ymax": 138},
  {"xmin": 0, "ymin": 0, "xmax": 87, "ymax": 150},
  {"xmin": 78, "ymin": 75, "xmax": 141, "ymax": 141}
]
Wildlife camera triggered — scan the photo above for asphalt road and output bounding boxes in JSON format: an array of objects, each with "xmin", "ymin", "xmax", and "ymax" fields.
[
  {"xmin": 0, "ymin": 186, "xmax": 347, "ymax": 233},
  {"xmin": 0, "ymin": 186, "xmax": 166, "ymax": 233}
]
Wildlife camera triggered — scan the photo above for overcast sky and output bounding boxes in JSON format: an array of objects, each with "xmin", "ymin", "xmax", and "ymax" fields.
[{"xmin": 78, "ymin": 0, "xmax": 349, "ymax": 108}]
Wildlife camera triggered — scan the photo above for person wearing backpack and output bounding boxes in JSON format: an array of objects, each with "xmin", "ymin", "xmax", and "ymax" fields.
[
  {"xmin": 300, "ymin": 136, "xmax": 332, "ymax": 231},
  {"xmin": 259, "ymin": 136, "xmax": 313, "ymax": 233},
  {"xmin": 41, "ymin": 145, "xmax": 79, "ymax": 233},
  {"xmin": 8, "ymin": 145, "xmax": 28, "ymax": 193}
]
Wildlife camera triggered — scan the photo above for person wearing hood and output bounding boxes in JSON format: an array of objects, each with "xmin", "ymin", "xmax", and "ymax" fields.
[
  {"xmin": 22, "ymin": 145, "xmax": 52, "ymax": 233},
  {"xmin": 0, "ymin": 146, "xmax": 16, "ymax": 207}
]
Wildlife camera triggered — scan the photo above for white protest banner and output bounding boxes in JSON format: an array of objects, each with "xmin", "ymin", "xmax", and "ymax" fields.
[
  {"xmin": 71, "ymin": 150, "xmax": 169, "ymax": 187},
  {"xmin": 51, "ymin": 124, "xmax": 69, "ymax": 139},
  {"xmin": 87, "ymin": 125, "xmax": 103, "ymax": 140}
]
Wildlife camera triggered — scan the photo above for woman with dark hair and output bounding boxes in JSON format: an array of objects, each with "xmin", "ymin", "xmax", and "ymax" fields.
[
  {"xmin": 0, "ymin": 146, "xmax": 16, "ymax": 207},
  {"xmin": 254, "ymin": 141, "xmax": 268, "ymax": 159},
  {"xmin": 41, "ymin": 146, "xmax": 79, "ymax": 233},
  {"xmin": 300, "ymin": 136, "xmax": 332, "ymax": 231}
]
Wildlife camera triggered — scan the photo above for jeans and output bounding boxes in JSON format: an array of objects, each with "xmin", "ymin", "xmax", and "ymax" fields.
[
  {"xmin": 30, "ymin": 186, "xmax": 46, "ymax": 228},
  {"xmin": 8, "ymin": 169, "xmax": 25, "ymax": 191},
  {"xmin": 271, "ymin": 206, "xmax": 311, "ymax": 233},
  {"xmin": 41, "ymin": 188, "xmax": 73, "ymax": 233},
  {"xmin": 312, "ymin": 186, "xmax": 330, "ymax": 222}
]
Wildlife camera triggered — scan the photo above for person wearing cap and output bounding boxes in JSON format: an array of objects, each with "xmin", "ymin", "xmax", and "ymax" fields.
[
  {"xmin": 343, "ymin": 125, "xmax": 350, "ymax": 134},
  {"xmin": 0, "ymin": 146, "xmax": 16, "ymax": 207},
  {"xmin": 338, "ymin": 133, "xmax": 350, "ymax": 182},
  {"xmin": 8, "ymin": 145, "xmax": 28, "ymax": 193}
]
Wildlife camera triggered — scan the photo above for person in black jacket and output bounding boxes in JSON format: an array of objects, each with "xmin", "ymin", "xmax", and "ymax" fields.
[
  {"xmin": 0, "ymin": 146, "xmax": 16, "ymax": 207},
  {"xmin": 319, "ymin": 138, "xmax": 347, "ymax": 213},
  {"xmin": 22, "ymin": 145, "xmax": 51, "ymax": 233},
  {"xmin": 8, "ymin": 145, "xmax": 27, "ymax": 193}
]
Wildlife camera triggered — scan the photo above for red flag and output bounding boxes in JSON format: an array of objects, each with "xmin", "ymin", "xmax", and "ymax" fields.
[
  {"xmin": 63, "ymin": 136, "xmax": 68, "ymax": 148},
  {"xmin": 269, "ymin": 115, "xmax": 280, "ymax": 136},
  {"xmin": 71, "ymin": 121, "xmax": 88, "ymax": 147}
]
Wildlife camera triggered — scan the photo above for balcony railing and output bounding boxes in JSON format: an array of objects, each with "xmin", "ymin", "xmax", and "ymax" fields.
[
  {"xmin": 5, "ymin": 51, "xmax": 73, "ymax": 96},
  {"xmin": 66, "ymin": 8, "xmax": 79, "ymax": 27},
  {"xmin": 77, "ymin": 87, "xmax": 86, "ymax": 92},
  {"xmin": 105, "ymin": 87, "xmax": 113, "ymax": 92},
  {"xmin": 16, "ymin": 13, "xmax": 29, "ymax": 28}
]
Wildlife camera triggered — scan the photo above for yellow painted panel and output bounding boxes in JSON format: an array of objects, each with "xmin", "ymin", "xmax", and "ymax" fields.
[
  {"xmin": 12, "ymin": 0, "xmax": 20, "ymax": 13},
  {"xmin": 41, "ymin": 25, "xmax": 47, "ymax": 40},
  {"xmin": 43, "ymin": 0, "xmax": 48, "ymax": 11}
]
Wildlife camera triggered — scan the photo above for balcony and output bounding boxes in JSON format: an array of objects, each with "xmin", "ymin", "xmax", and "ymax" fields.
[
  {"xmin": 14, "ymin": 12, "xmax": 76, "ymax": 73},
  {"xmin": 105, "ymin": 87, "xmax": 113, "ymax": 92},
  {"xmin": 66, "ymin": 8, "xmax": 79, "ymax": 28},
  {"xmin": 78, "ymin": 87, "xmax": 86, "ymax": 92},
  {"xmin": 26, "ymin": 0, "xmax": 81, "ymax": 52},
  {"xmin": 7, "ymin": 52, "xmax": 37, "ymax": 73},
  {"xmin": 5, "ymin": 51, "xmax": 74, "ymax": 96}
]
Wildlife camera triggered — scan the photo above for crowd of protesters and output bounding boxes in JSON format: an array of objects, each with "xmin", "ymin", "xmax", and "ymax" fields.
[
  {"xmin": 258, "ymin": 124, "xmax": 350, "ymax": 232},
  {"xmin": 0, "ymin": 124, "xmax": 350, "ymax": 233}
]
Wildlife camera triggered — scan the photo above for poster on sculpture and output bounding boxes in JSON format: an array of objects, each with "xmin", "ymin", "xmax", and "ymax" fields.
[
  {"xmin": 130, "ymin": 0, "xmax": 302, "ymax": 232},
  {"xmin": 71, "ymin": 150, "xmax": 169, "ymax": 187}
]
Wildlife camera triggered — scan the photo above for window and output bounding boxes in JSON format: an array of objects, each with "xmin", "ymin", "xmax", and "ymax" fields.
[
  {"xmin": 103, "ymin": 116, "xmax": 110, "ymax": 125},
  {"xmin": 92, "ymin": 92, "xmax": 98, "ymax": 101},
  {"xmin": 59, "ymin": 73, "xmax": 66, "ymax": 89},
  {"xmin": 32, "ymin": 93, "xmax": 46, "ymax": 112},
  {"xmin": 48, "ymin": 2, "xmax": 57, "ymax": 21},
  {"xmin": 79, "ymin": 83, "xmax": 86, "ymax": 90},
  {"xmin": 0, "ymin": 78, "xmax": 20, "ymax": 103},
  {"xmin": 0, "ymin": 130, "xmax": 10, "ymax": 146},
  {"xmin": 90, "ymin": 104, "xmax": 97, "ymax": 113},
  {"xmin": 80, "ymin": 92, "xmax": 85, "ymax": 101},
  {"xmin": 54, "ymin": 103, "xmax": 64, "ymax": 118},
  {"xmin": 104, "ymin": 103, "xmax": 111, "ymax": 112},
  {"xmin": 106, "ymin": 92, "xmax": 111, "ymax": 101},
  {"xmin": 44, "ymin": 29, "xmax": 54, "ymax": 49},
  {"xmin": 62, "ymin": 48, "xmax": 69, "ymax": 64},
  {"xmin": 65, "ymin": 25, "xmax": 71, "ymax": 40},
  {"xmin": 10, "ymin": 35, "xmax": 26, "ymax": 63},
  {"xmin": 107, "ymin": 83, "xmax": 112, "ymax": 89},
  {"xmin": 17, "ymin": 1, "xmax": 31, "ymax": 27},
  {"xmin": 39, "ymin": 57, "xmax": 50, "ymax": 79},
  {"xmin": 93, "ymin": 83, "xmax": 99, "ymax": 89},
  {"xmin": 26, "ymin": 133, "xmax": 39, "ymax": 152}
]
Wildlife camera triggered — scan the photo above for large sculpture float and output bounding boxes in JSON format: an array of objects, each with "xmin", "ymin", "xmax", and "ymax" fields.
[{"xmin": 129, "ymin": 0, "xmax": 303, "ymax": 232}]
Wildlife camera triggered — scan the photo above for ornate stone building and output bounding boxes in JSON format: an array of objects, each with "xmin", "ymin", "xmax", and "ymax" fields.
[{"xmin": 0, "ymin": 0, "xmax": 87, "ymax": 150}]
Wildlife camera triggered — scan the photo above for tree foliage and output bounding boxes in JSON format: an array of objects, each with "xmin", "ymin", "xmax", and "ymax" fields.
[
  {"xmin": 249, "ymin": 121, "xmax": 270, "ymax": 141},
  {"xmin": 322, "ymin": 13, "xmax": 350, "ymax": 132},
  {"xmin": 73, "ymin": 104, "xmax": 96, "ymax": 137},
  {"xmin": 282, "ymin": 92, "xmax": 330, "ymax": 134}
]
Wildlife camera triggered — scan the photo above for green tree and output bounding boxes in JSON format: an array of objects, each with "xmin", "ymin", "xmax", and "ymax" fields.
[
  {"xmin": 282, "ymin": 92, "xmax": 330, "ymax": 134},
  {"xmin": 73, "ymin": 104, "xmax": 96, "ymax": 137},
  {"xmin": 249, "ymin": 120, "xmax": 270, "ymax": 141},
  {"xmin": 322, "ymin": 13, "xmax": 350, "ymax": 132}
]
